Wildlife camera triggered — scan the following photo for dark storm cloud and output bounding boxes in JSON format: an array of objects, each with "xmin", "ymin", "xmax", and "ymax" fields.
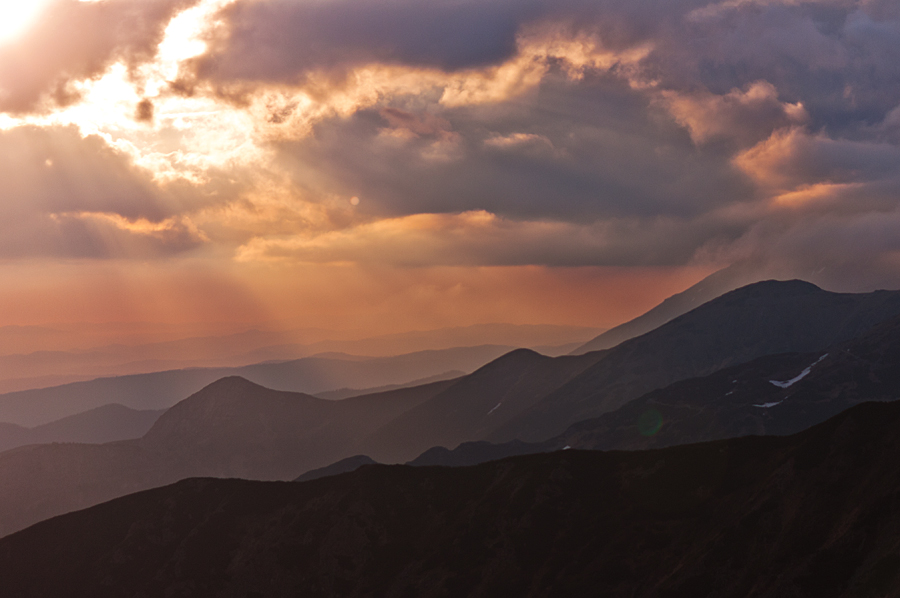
[
  {"xmin": 0, "ymin": 125, "xmax": 205, "ymax": 258},
  {"xmin": 0, "ymin": 0, "xmax": 199, "ymax": 113}
]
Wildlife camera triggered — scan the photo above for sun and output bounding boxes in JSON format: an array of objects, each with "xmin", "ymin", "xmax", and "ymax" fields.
[{"xmin": 0, "ymin": 0, "xmax": 51, "ymax": 44}]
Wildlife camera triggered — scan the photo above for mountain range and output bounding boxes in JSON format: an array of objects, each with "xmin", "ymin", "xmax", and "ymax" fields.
[
  {"xmin": 0, "ymin": 404, "xmax": 164, "ymax": 454},
  {"xmin": 5, "ymin": 398, "xmax": 900, "ymax": 596},
  {"xmin": 0, "ymin": 279, "xmax": 897, "ymax": 539},
  {"xmin": 0, "ymin": 323, "xmax": 598, "ymax": 393},
  {"xmin": 0, "ymin": 344, "xmax": 510, "ymax": 427},
  {"xmin": 413, "ymin": 309, "xmax": 900, "ymax": 467}
]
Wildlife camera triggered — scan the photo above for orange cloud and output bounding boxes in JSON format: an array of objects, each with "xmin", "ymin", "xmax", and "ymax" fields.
[{"xmin": 660, "ymin": 81, "xmax": 807, "ymax": 146}]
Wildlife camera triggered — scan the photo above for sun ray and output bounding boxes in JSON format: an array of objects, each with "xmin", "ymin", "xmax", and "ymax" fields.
[{"xmin": 0, "ymin": 0, "xmax": 52, "ymax": 44}]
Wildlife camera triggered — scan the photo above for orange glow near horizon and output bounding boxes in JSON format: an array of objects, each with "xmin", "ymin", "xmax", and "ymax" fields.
[{"xmin": 0, "ymin": 260, "xmax": 714, "ymax": 338}]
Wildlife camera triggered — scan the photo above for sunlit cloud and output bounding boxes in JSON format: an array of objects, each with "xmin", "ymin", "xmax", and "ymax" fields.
[
  {"xmin": 659, "ymin": 81, "xmax": 808, "ymax": 147},
  {"xmin": 0, "ymin": 0, "xmax": 52, "ymax": 44},
  {"xmin": 234, "ymin": 209, "xmax": 739, "ymax": 269}
]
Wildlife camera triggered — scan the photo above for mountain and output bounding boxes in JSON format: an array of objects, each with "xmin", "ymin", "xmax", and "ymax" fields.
[
  {"xmin": 139, "ymin": 377, "xmax": 455, "ymax": 480},
  {"xmin": 411, "ymin": 312, "xmax": 900, "ymax": 467},
  {"xmin": 309, "ymin": 280, "xmax": 900, "ymax": 465},
  {"xmin": 557, "ymin": 310, "xmax": 900, "ymax": 452},
  {"xmin": 6, "ymin": 400, "xmax": 900, "ymax": 595},
  {"xmin": 294, "ymin": 455, "xmax": 377, "ymax": 482},
  {"xmin": 0, "ymin": 328, "xmax": 300, "ymax": 391},
  {"xmin": 0, "ymin": 376, "xmax": 457, "ymax": 537},
  {"xmin": 0, "ymin": 345, "xmax": 507, "ymax": 427},
  {"xmin": 0, "ymin": 322, "xmax": 598, "ymax": 394},
  {"xmin": 314, "ymin": 370, "xmax": 465, "ymax": 400},
  {"xmin": 1, "ymin": 279, "xmax": 898, "ymax": 537},
  {"xmin": 237, "ymin": 323, "xmax": 601, "ymax": 363},
  {"xmin": 571, "ymin": 262, "xmax": 764, "ymax": 354},
  {"xmin": 356, "ymin": 349, "xmax": 605, "ymax": 463},
  {"xmin": 0, "ymin": 404, "xmax": 164, "ymax": 454},
  {"xmin": 491, "ymin": 279, "xmax": 900, "ymax": 442}
]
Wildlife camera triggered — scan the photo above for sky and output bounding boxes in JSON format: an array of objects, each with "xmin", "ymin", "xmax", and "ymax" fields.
[{"xmin": 0, "ymin": 0, "xmax": 899, "ymax": 342}]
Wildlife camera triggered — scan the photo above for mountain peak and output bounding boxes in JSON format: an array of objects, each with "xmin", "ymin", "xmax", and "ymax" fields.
[
  {"xmin": 169, "ymin": 376, "xmax": 275, "ymax": 406},
  {"xmin": 723, "ymin": 279, "xmax": 822, "ymax": 297}
]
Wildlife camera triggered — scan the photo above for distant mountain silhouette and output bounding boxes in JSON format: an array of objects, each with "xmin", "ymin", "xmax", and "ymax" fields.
[
  {"xmin": 571, "ymin": 263, "xmax": 765, "ymax": 354},
  {"xmin": 0, "ymin": 323, "xmax": 600, "ymax": 393},
  {"xmin": 6, "ymin": 400, "xmax": 900, "ymax": 595},
  {"xmin": 492, "ymin": 279, "xmax": 900, "ymax": 441},
  {"xmin": 0, "ymin": 345, "xmax": 508, "ymax": 426},
  {"xmin": 294, "ymin": 455, "xmax": 377, "ymax": 482},
  {"xmin": 0, "ymin": 404, "xmax": 164, "ymax": 453},
  {"xmin": 314, "ymin": 370, "xmax": 465, "ymax": 400}
]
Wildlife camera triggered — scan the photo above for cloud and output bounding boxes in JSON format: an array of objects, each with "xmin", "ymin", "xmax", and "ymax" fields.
[
  {"xmin": 734, "ymin": 127, "xmax": 900, "ymax": 196},
  {"xmin": 0, "ymin": 125, "xmax": 208, "ymax": 258},
  {"xmin": 0, "ymin": 0, "xmax": 199, "ymax": 113},
  {"xmin": 659, "ymin": 81, "xmax": 808, "ymax": 147},
  {"xmin": 196, "ymin": 0, "xmax": 532, "ymax": 81},
  {"xmin": 272, "ymin": 69, "xmax": 754, "ymax": 223},
  {"xmin": 4, "ymin": 0, "xmax": 900, "ymax": 287},
  {"xmin": 236, "ymin": 209, "xmax": 748, "ymax": 268}
]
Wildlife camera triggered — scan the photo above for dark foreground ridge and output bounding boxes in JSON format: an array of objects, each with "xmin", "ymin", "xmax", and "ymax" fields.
[{"xmin": 4, "ymin": 399, "xmax": 900, "ymax": 596}]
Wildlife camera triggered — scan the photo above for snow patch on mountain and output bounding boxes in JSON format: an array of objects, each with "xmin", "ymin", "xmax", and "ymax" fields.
[
  {"xmin": 769, "ymin": 354, "xmax": 829, "ymax": 389},
  {"xmin": 753, "ymin": 400, "xmax": 784, "ymax": 408}
]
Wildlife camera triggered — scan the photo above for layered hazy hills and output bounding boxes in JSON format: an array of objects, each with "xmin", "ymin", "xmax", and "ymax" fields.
[
  {"xmin": 7, "ymin": 400, "xmax": 900, "ymax": 596},
  {"xmin": 0, "ymin": 344, "xmax": 510, "ymax": 427},
  {"xmin": 139, "ymin": 376, "xmax": 455, "ymax": 480},
  {"xmin": 491, "ymin": 279, "xmax": 900, "ymax": 442},
  {"xmin": 0, "ymin": 323, "xmax": 598, "ymax": 393},
  {"xmin": 0, "ymin": 279, "xmax": 898, "ymax": 536},
  {"xmin": 413, "ymin": 311, "xmax": 900, "ymax": 467},
  {"xmin": 0, "ymin": 376, "xmax": 457, "ymax": 537},
  {"xmin": 0, "ymin": 405, "xmax": 164, "ymax": 454}
]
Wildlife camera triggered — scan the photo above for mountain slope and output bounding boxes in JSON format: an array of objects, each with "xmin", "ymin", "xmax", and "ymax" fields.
[
  {"xmin": 492, "ymin": 279, "xmax": 900, "ymax": 442},
  {"xmin": 140, "ymin": 376, "xmax": 454, "ymax": 480},
  {"xmin": 557, "ymin": 311, "xmax": 900, "ymax": 452},
  {"xmin": 356, "ymin": 349, "xmax": 605, "ymax": 463},
  {"xmin": 6, "ymin": 400, "xmax": 900, "ymax": 596},
  {"xmin": 0, "ymin": 404, "xmax": 164, "ymax": 453},
  {"xmin": 414, "ymin": 311, "xmax": 900, "ymax": 467},
  {"xmin": 571, "ymin": 263, "xmax": 764, "ymax": 354}
]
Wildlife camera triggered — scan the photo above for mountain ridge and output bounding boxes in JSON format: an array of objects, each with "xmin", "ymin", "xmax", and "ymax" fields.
[{"xmin": 5, "ymin": 398, "xmax": 900, "ymax": 595}]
